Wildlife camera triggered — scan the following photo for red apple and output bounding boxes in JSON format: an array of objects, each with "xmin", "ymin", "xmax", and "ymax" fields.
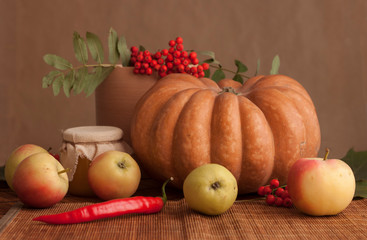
[
  {"xmin": 88, "ymin": 151, "xmax": 141, "ymax": 200},
  {"xmin": 12, "ymin": 152, "xmax": 69, "ymax": 208},
  {"xmin": 5, "ymin": 144, "xmax": 48, "ymax": 191},
  {"xmin": 287, "ymin": 149, "xmax": 355, "ymax": 216}
]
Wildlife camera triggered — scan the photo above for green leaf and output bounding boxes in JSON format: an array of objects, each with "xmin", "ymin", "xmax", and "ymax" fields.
[
  {"xmin": 73, "ymin": 32, "xmax": 88, "ymax": 64},
  {"xmin": 108, "ymin": 28, "xmax": 119, "ymax": 64},
  {"xmin": 44, "ymin": 54, "xmax": 72, "ymax": 70},
  {"xmin": 270, "ymin": 55, "xmax": 280, "ymax": 75},
  {"xmin": 203, "ymin": 58, "xmax": 214, "ymax": 64},
  {"xmin": 139, "ymin": 45, "xmax": 146, "ymax": 52},
  {"xmin": 234, "ymin": 59, "xmax": 248, "ymax": 73},
  {"xmin": 117, "ymin": 35, "xmax": 131, "ymax": 67},
  {"xmin": 198, "ymin": 51, "xmax": 221, "ymax": 65},
  {"xmin": 342, "ymin": 148, "xmax": 367, "ymax": 181},
  {"xmin": 85, "ymin": 66, "xmax": 114, "ymax": 97},
  {"xmin": 42, "ymin": 70, "xmax": 61, "ymax": 88},
  {"xmin": 341, "ymin": 148, "xmax": 367, "ymax": 198},
  {"xmin": 355, "ymin": 180, "xmax": 367, "ymax": 198},
  {"xmin": 255, "ymin": 58, "xmax": 261, "ymax": 76},
  {"xmin": 86, "ymin": 31, "xmax": 104, "ymax": 63},
  {"xmin": 197, "ymin": 51, "xmax": 215, "ymax": 59},
  {"xmin": 204, "ymin": 69, "xmax": 210, "ymax": 78},
  {"xmin": 63, "ymin": 70, "xmax": 75, "ymax": 97},
  {"xmin": 73, "ymin": 67, "xmax": 88, "ymax": 95},
  {"xmin": 52, "ymin": 75, "xmax": 63, "ymax": 96},
  {"xmin": 233, "ymin": 74, "xmax": 243, "ymax": 83},
  {"xmin": 212, "ymin": 69, "xmax": 225, "ymax": 82},
  {"xmin": 99, "ymin": 66, "xmax": 114, "ymax": 82},
  {"xmin": 203, "ymin": 58, "xmax": 220, "ymax": 65}
]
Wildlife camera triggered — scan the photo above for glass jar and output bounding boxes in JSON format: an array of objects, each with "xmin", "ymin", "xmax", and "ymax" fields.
[{"xmin": 59, "ymin": 126, "xmax": 133, "ymax": 197}]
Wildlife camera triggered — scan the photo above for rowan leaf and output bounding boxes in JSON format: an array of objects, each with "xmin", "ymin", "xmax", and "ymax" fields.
[
  {"xmin": 212, "ymin": 69, "xmax": 225, "ymax": 82},
  {"xmin": 198, "ymin": 51, "xmax": 220, "ymax": 65},
  {"xmin": 117, "ymin": 35, "xmax": 131, "ymax": 67},
  {"xmin": 233, "ymin": 74, "xmax": 243, "ymax": 83},
  {"xmin": 84, "ymin": 66, "xmax": 114, "ymax": 97},
  {"xmin": 203, "ymin": 58, "xmax": 214, "ymax": 63},
  {"xmin": 63, "ymin": 70, "xmax": 75, "ymax": 97},
  {"xmin": 204, "ymin": 69, "xmax": 210, "ymax": 78},
  {"xmin": 139, "ymin": 45, "xmax": 146, "ymax": 52},
  {"xmin": 42, "ymin": 70, "xmax": 61, "ymax": 88},
  {"xmin": 52, "ymin": 75, "xmax": 63, "ymax": 96},
  {"xmin": 234, "ymin": 59, "xmax": 248, "ymax": 73},
  {"xmin": 73, "ymin": 67, "xmax": 88, "ymax": 95},
  {"xmin": 86, "ymin": 31, "xmax": 104, "ymax": 63},
  {"xmin": 73, "ymin": 32, "xmax": 88, "ymax": 64},
  {"xmin": 108, "ymin": 28, "xmax": 119, "ymax": 64},
  {"xmin": 44, "ymin": 54, "xmax": 72, "ymax": 70},
  {"xmin": 270, "ymin": 54, "xmax": 280, "ymax": 75},
  {"xmin": 255, "ymin": 58, "xmax": 261, "ymax": 76},
  {"xmin": 197, "ymin": 51, "xmax": 215, "ymax": 59}
]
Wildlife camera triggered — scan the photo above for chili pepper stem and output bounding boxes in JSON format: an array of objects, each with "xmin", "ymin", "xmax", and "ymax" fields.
[{"xmin": 161, "ymin": 177, "xmax": 174, "ymax": 204}]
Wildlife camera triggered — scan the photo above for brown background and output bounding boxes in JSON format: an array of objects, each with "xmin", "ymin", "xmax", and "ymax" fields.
[{"xmin": 1, "ymin": 0, "xmax": 366, "ymax": 165}]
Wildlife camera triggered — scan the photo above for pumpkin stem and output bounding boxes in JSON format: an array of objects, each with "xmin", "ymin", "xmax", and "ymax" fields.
[{"xmin": 218, "ymin": 87, "xmax": 239, "ymax": 95}]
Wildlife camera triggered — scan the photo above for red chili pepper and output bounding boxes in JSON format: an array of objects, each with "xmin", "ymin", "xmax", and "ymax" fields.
[{"xmin": 33, "ymin": 177, "xmax": 173, "ymax": 224}]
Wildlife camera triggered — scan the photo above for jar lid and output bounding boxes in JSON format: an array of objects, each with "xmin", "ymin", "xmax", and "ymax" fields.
[{"xmin": 62, "ymin": 126, "xmax": 123, "ymax": 143}]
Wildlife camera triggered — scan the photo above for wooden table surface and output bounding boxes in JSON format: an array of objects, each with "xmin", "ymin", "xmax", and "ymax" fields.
[
  {"xmin": 1, "ymin": 179, "xmax": 367, "ymax": 240},
  {"xmin": 0, "ymin": 177, "xmax": 186, "ymax": 214}
]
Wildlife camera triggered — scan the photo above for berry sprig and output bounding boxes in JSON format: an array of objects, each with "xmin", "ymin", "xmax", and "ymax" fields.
[
  {"xmin": 42, "ymin": 28, "xmax": 281, "ymax": 97},
  {"xmin": 130, "ymin": 37, "xmax": 210, "ymax": 78},
  {"xmin": 257, "ymin": 179, "xmax": 292, "ymax": 208}
]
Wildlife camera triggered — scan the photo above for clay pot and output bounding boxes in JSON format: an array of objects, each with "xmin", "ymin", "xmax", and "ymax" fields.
[{"xmin": 95, "ymin": 66, "xmax": 158, "ymax": 145}]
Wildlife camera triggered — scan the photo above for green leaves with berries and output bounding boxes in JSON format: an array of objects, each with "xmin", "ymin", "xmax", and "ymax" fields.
[
  {"xmin": 43, "ymin": 28, "xmax": 130, "ymax": 97},
  {"xmin": 42, "ymin": 28, "xmax": 282, "ymax": 97},
  {"xmin": 198, "ymin": 51, "xmax": 280, "ymax": 83}
]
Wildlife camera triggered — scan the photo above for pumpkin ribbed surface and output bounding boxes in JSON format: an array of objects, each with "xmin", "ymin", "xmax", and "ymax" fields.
[{"xmin": 131, "ymin": 74, "xmax": 320, "ymax": 194}]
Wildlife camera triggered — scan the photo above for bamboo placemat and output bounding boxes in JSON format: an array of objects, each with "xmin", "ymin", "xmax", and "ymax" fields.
[{"xmin": 0, "ymin": 198, "xmax": 367, "ymax": 240}]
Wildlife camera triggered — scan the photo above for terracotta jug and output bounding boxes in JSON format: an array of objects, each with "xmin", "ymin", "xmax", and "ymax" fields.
[{"xmin": 95, "ymin": 66, "xmax": 158, "ymax": 145}]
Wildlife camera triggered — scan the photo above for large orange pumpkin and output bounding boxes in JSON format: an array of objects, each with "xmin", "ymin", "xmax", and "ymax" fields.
[{"xmin": 131, "ymin": 73, "xmax": 320, "ymax": 194}]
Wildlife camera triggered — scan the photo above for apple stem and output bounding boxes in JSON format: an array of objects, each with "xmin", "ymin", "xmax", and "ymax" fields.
[
  {"xmin": 211, "ymin": 181, "xmax": 221, "ymax": 190},
  {"xmin": 324, "ymin": 148, "xmax": 330, "ymax": 160},
  {"xmin": 58, "ymin": 168, "xmax": 70, "ymax": 175}
]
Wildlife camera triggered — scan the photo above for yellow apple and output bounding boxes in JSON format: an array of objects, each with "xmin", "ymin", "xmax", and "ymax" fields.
[
  {"xmin": 287, "ymin": 149, "xmax": 355, "ymax": 216},
  {"xmin": 12, "ymin": 152, "xmax": 69, "ymax": 208},
  {"xmin": 5, "ymin": 144, "xmax": 48, "ymax": 191},
  {"xmin": 183, "ymin": 163, "xmax": 238, "ymax": 215},
  {"xmin": 88, "ymin": 151, "xmax": 141, "ymax": 200}
]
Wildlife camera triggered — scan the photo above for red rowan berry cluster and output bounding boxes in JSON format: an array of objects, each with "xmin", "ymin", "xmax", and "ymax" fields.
[
  {"xmin": 130, "ymin": 37, "xmax": 210, "ymax": 78},
  {"xmin": 257, "ymin": 179, "xmax": 292, "ymax": 208}
]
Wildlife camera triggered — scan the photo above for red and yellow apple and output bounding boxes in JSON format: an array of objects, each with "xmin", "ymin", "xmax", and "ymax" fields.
[
  {"xmin": 5, "ymin": 144, "xmax": 48, "ymax": 191},
  {"xmin": 88, "ymin": 151, "xmax": 141, "ymax": 200},
  {"xmin": 287, "ymin": 149, "xmax": 355, "ymax": 216},
  {"xmin": 12, "ymin": 152, "xmax": 69, "ymax": 208},
  {"xmin": 183, "ymin": 163, "xmax": 238, "ymax": 215}
]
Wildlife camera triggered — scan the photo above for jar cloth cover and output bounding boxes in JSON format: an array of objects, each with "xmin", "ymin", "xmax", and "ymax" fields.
[{"xmin": 60, "ymin": 126, "xmax": 133, "ymax": 183}]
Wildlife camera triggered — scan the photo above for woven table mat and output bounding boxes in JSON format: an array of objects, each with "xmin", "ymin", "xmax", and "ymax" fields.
[{"xmin": 0, "ymin": 199, "xmax": 367, "ymax": 240}]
